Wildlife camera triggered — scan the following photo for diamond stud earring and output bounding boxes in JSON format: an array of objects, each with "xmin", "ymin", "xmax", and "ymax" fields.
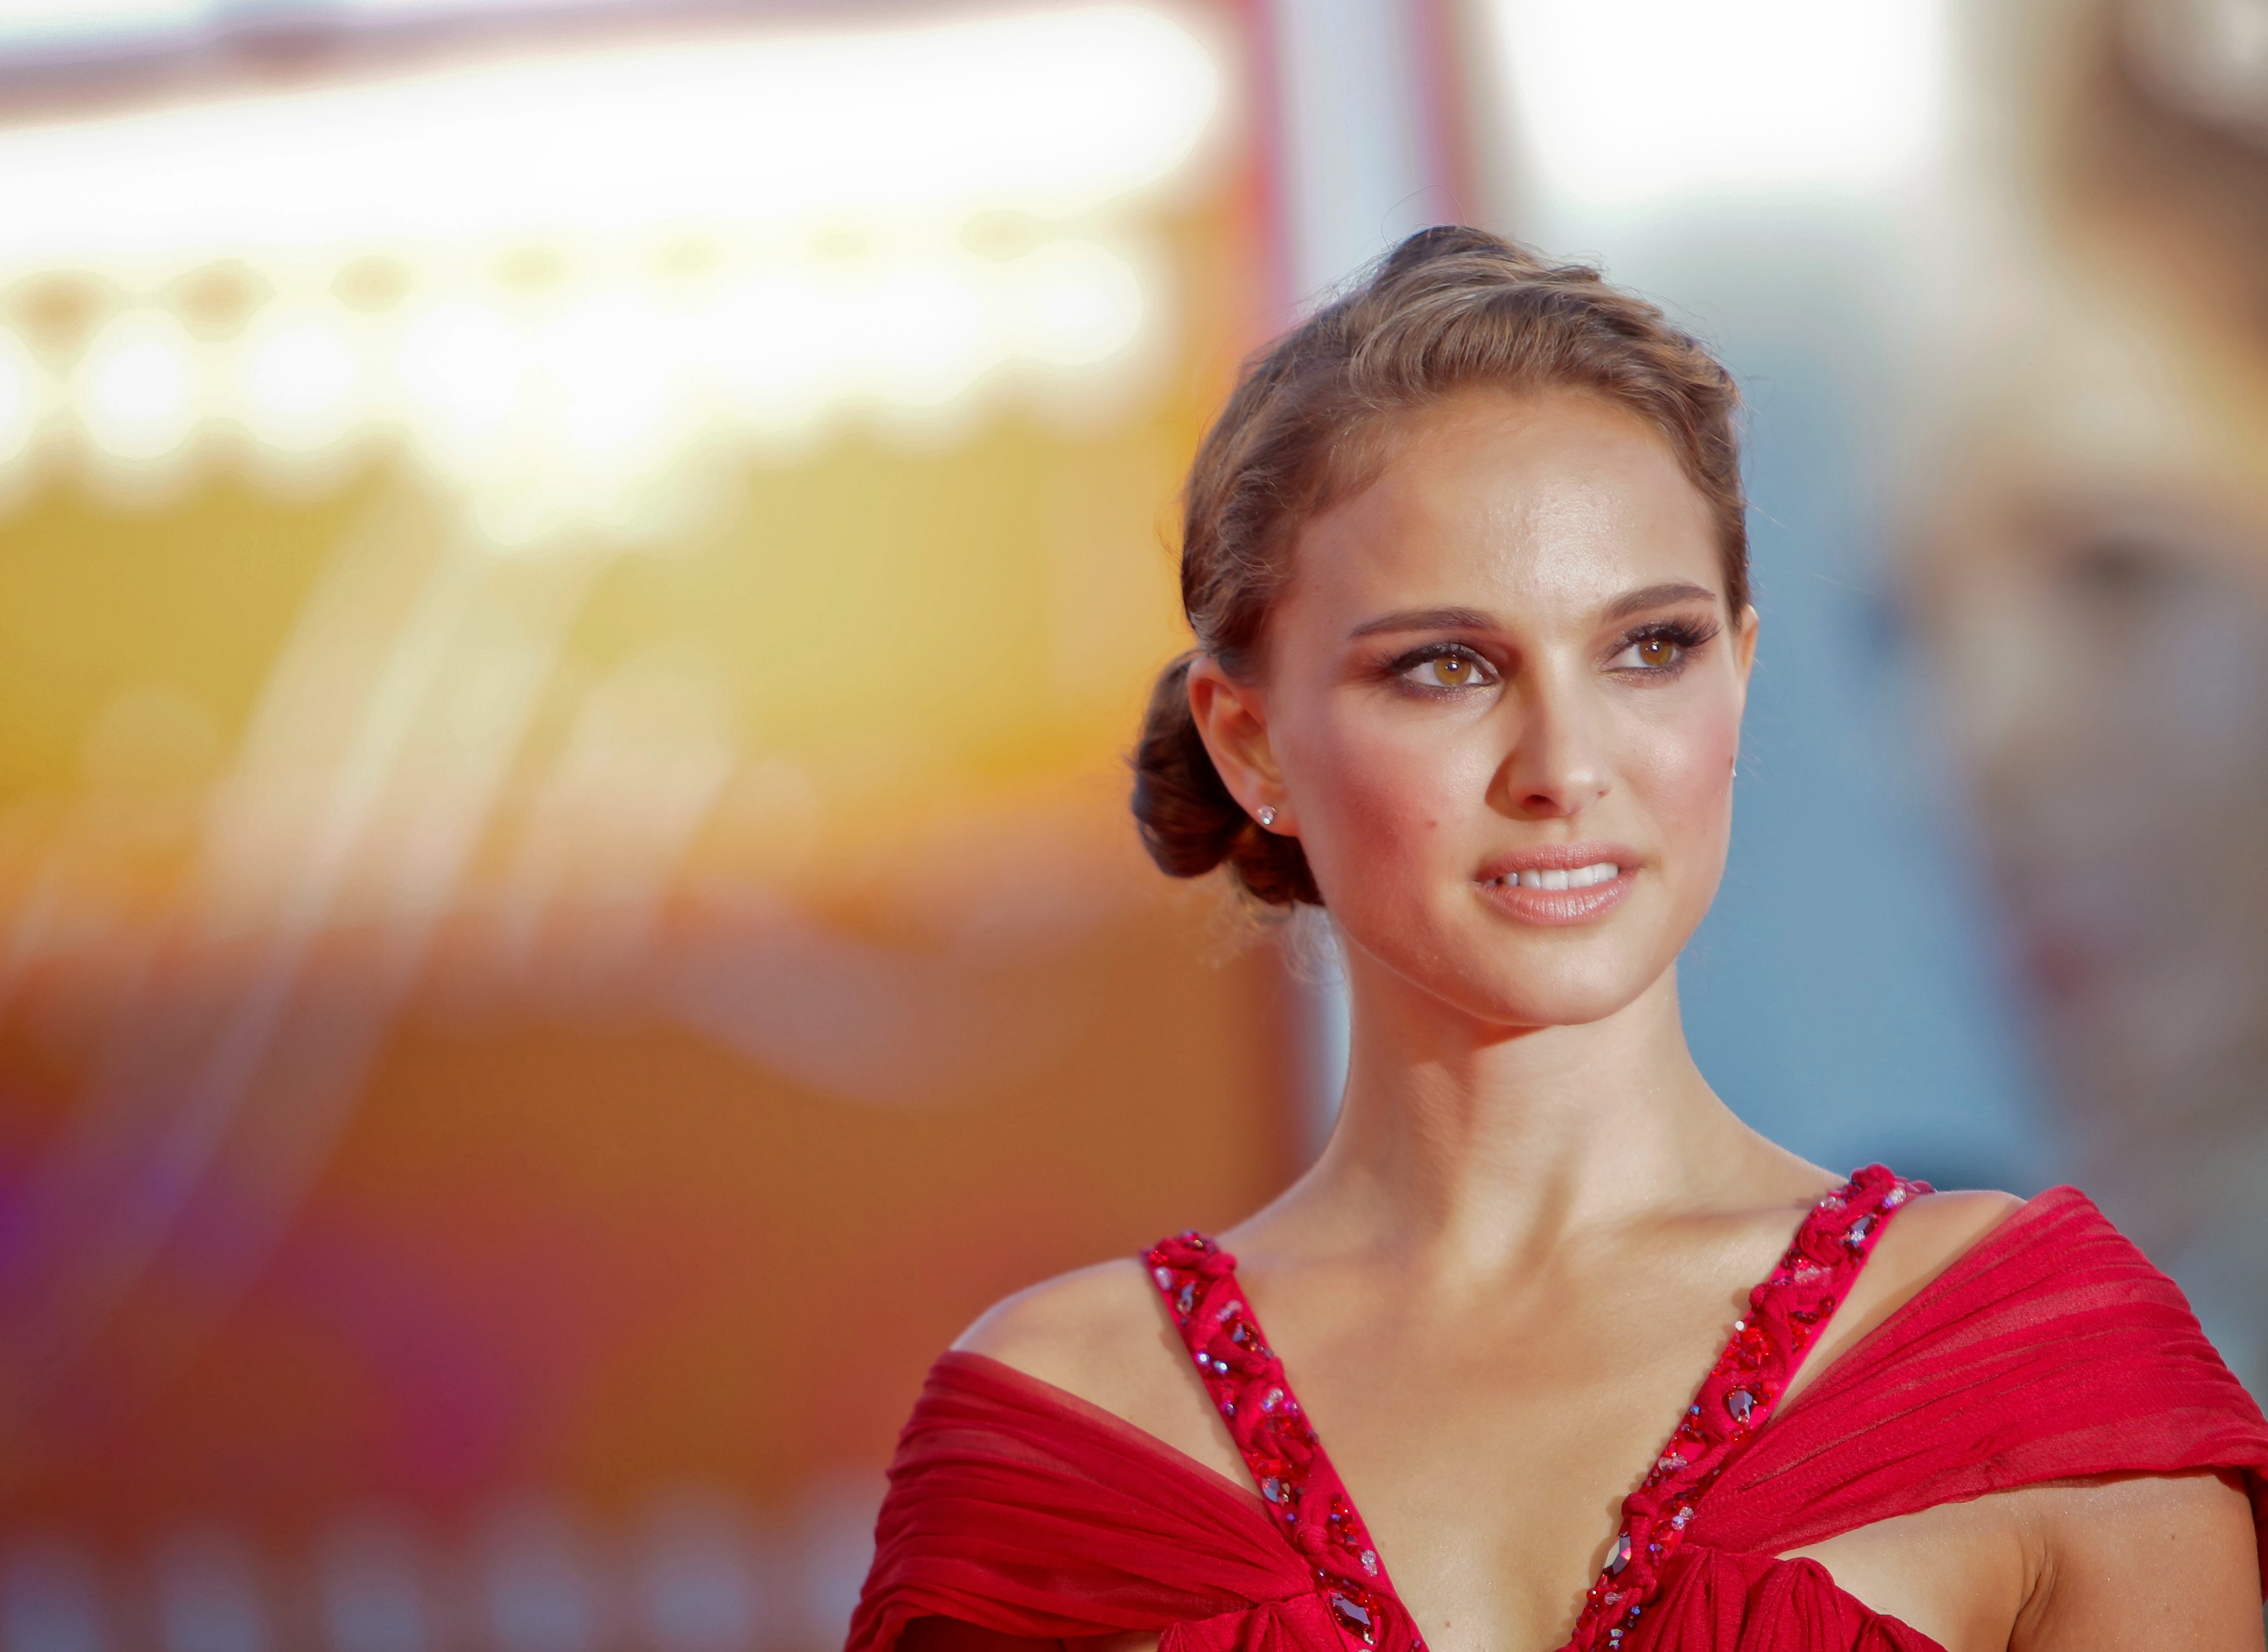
[{"xmin": 1256, "ymin": 805, "xmax": 1277, "ymax": 829}]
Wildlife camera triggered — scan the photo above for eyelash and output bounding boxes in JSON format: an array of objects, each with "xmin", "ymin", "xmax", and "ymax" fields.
[
  {"xmin": 1385, "ymin": 618, "xmax": 1720, "ymax": 696},
  {"xmin": 1608, "ymin": 618, "xmax": 1719, "ymax": 676},
  {"xmin": 1387, "ymin": 642, "xmax": 1498, "ymax": 696}
]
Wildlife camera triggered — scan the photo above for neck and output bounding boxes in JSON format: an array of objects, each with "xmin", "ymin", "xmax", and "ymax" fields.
[{"xmin": 1284, "ymin": 943, "xmax": 1792, "ymax": 1274}]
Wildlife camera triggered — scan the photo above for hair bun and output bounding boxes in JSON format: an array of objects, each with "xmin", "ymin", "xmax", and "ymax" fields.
[{"xmin": 1130, "ymin": 654, "xmax": 1321, "ymax": 906}]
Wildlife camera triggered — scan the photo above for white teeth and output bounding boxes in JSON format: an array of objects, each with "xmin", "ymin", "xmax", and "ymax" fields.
[{"xmin": 1501, "ymin": 862, "xmax": 1619, "ymax": 891}]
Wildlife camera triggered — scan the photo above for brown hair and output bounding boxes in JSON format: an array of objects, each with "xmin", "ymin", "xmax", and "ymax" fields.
[{"xmin": 1132, "ymin": 225, "xmax": 1749, "ymax": 908}]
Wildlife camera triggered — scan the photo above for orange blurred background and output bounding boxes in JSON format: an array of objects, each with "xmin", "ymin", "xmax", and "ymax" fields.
[{"xmin": 0, "ymin": 3, "xmax": 1334, "ymax": 1644}]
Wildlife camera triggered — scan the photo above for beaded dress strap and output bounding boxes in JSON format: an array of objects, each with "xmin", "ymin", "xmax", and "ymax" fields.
[
  {"xmin": 1566, "ymin": 1164, "xmax": 1929, "ymax": 1651},
  {"xmin": 1142, "ymin": 1233, "xmax": 1424, "ymax": 1652},
  {"xmin": 1144, "ymin": 1165, "xmax": 1927, "ymax": 1652}
]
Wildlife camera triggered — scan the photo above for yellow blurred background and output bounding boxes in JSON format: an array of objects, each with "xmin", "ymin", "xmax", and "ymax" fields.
[{"xmin": 0, "ymin": 3, "xmax": 1309, "ymax": 1644}]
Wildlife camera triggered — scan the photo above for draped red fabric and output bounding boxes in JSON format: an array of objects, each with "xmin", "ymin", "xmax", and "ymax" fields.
[
  {"xmin": 846, "ymin": 1351, "xmax": 1322, "ymax": 1652},
  {"xmin": 1632, "ymin": 1551, "xmax": 1936, "ymax": 1651},
  {"xmin": 846, "ymin": 1188, "xmax": 2268, "ymax": 1652},
  {"xmin": 1687, "ymin": 1186, "xmax": 2268, "ymax": 1577}
]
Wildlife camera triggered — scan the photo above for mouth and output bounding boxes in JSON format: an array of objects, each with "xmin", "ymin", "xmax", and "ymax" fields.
[
  {"xmin": 1483, "ymin": 860, "xmax": 1622, "ymax": 891},
  {"xmin": 1474, "ymin": 844, "xmax": 1638, "ymax": 926}
]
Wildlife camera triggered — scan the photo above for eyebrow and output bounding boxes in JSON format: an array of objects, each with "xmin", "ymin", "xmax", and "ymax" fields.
[
  {"xmin": 1601, "ymin": 580, "xmax": 1720, "ymax": 621},
  {"xmin": 1345, "ymin": 582, "xmax": 1721, "ymax": 641},
  {"xmin": 1346, "ymin": 605, "xmax": 1495, "ymax": 639}
]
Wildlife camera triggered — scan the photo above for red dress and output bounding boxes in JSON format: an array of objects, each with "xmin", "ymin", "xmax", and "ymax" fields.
[{"xmin": 848, "ymin": 1170, "xmax": 2268, "ymax": 1652}]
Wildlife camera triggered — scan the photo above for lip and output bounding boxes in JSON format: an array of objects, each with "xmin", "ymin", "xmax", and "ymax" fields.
[
  {"xmin": 1474, "ymin": 841, "xmax": 1639, "ymax": 928},
  {"xmin": 1475, "ymin": 841, "xmax": 1639, "ymax": 880}
]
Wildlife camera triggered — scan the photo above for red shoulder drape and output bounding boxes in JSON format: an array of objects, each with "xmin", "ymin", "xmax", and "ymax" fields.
[
  {"xmin": 848, "ymin": 1351, "xmax": 1330, "ymax": 1652},
  {"xmin": 1685, "ymin": 1187, "xmax": 2268, "ymax": 1569},
  {"xmin": 847, "ymin": 1189, "xmax": 2268, "ymax": 1652}
]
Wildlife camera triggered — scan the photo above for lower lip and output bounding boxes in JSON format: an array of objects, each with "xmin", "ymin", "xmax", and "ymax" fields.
[{"xmin": 1475, "ymin": 868, "xmax": 1636, "ymax": 926}]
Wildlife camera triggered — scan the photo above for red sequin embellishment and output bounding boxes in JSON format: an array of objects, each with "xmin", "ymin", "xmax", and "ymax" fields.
[
  {"xmin": 1142, "ymin": 1232, "xmax": 1424, "ymax": 1652},
  {"xmin": 1564, "ymin": 1165, "xmax": 1927, "ymax": 1650},
  {"xmin": 1144, "ymin": 1165, "xmax": 1925, "ymax": 1652}
]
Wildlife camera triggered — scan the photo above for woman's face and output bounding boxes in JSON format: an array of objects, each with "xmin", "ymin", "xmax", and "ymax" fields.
[{"xmin": 1196, "ymin": 387, "xmax": 1755, "ymax": 1030}]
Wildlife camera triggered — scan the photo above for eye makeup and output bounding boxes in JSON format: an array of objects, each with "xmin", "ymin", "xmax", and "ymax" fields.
[
  {"xmin": 1373, "ymin": 611, "xmax": 1721, "ymax": 698},
  {"xmin": 1604, "ymin": 615, "xmax": 1719, "ymax": 678},
  {"xmin": 1383, "ymin": 641, "xmax": 1499, "ymax": 696}
]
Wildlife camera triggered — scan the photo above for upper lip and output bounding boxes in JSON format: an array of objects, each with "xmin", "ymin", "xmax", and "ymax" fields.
[{"xmin": 1475, "ymin": 842, "xmax": 1637, "ymax": 882}]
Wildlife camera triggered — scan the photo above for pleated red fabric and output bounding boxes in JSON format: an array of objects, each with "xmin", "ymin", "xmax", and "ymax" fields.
[
  {"xmin": 846, "ymin": 1187, "xmax": 2268, "ymax": 1652},
  {"xmin": 1684, "ymin": 1187, "xmax": 2268, "ymax": 1570}
]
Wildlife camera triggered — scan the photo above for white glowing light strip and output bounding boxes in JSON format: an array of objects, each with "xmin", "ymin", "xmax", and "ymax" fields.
[
  {"xmin": 1490, "ymin": 0, "xmax": 1941, "ymax": 205},
  {"xmin": 0, "ymin": 5, "xmax": 1222, "ymax": 268},
  {"xmin": 0, "ymin": 0, "xmax": 592, "ymax": 49},
  {"xmin": 17, "ymin": 235, "xmax": 1154, "ymax": 533},
  {"xmin": 0, "ymin": 4, "xmax": 1219, "ymax": 539},
  {"xmin": 0, "ymin": 0, "xmax": 203, "ymax": 47},
  {"xmin": 335, "ymin": 0, "xmax": 621, "ymax": 16}
]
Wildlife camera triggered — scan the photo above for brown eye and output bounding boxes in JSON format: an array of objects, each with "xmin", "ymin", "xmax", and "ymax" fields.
[
  {"xmin": 1403, "ymin": 649, "xmax": 1492, "ymax": 689},
  {"xmin": 1612, "ymin": 632, "xmax": 1688, "ymax": 672},
  {"xmin": 1609, "ymin": 622, "xmax": 1713, "ymax": 675}
]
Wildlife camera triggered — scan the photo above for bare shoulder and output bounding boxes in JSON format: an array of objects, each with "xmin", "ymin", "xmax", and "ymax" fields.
[
  {"xmin": 1868, "ymin": 1187, "xmax": 2028, "ymax": 1287},
  {"xmin": 1834, "ymin": 1186, "xmax": 2025, "ymax": 1327},
  {"xmin": 953, "ymin": 1256, "xmax": 1237, "ymax": 1471},
  {"xmin": 953, "ymin": 1256, "xmax": 1167, "ymax": 1394},
  {"xmin": 1785, "ymin": 1188, "xmax": 2026, "ymax": 1405},
  {"xmin": 2015, "ymin": 1471, "xmax": 2265, "ymax": 1650}
]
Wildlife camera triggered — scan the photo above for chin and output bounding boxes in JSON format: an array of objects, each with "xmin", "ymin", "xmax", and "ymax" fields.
[
  {"xmin": 1457, "ymin": 962, "xmax": 1658, "ymax": 1031},
  {"xmin": 1353, "ymin": 916, "xmax": 1670, "ymax": 1031}
]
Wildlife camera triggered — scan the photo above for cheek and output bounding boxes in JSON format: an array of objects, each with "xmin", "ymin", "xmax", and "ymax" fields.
[
  {"xmin": 1623, "ymin": 696, "xmax": 1741, "ymax": 855},
  {"xmin": 1277, "ymin": 682, "xmax": 1744, "ymax": 902},
  {"xmin": 1284, "ymin": 711, "xmax": 1498, "ymax": 871}
]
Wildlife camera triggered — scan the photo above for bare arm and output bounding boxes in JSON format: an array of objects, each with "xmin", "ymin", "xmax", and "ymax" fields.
[{"xmin": 2015, "ymin": 1471, "xmax": 2263, "ymax": 1651}]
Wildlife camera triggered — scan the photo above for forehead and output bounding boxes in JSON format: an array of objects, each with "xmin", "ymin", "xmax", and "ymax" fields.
[{"xmin": 1287, "ymin": 387, "xmax": 1722, "ymax": 627}]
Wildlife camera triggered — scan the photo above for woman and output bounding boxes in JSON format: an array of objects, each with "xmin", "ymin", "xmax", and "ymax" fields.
[{"xmin": 846, "ymin": 229, "xmax": 2268, "ymax": 1652}]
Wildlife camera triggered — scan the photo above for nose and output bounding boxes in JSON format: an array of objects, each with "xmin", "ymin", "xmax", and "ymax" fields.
[{"xmin": 1496, "ymin": 673, "xmax": 1610, "ymax": 820}]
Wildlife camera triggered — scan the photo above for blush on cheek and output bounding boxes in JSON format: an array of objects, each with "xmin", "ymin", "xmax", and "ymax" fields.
[
  {"xmin": 1295, "ymin": 726, "xmax": 1483, "ymax": 900},
  {"xmin": 1626, "ymin": 709, "xmax": 1739, "ymax": 855}
]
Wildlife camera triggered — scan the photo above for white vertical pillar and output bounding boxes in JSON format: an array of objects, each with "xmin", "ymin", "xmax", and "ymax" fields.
[
  {"xmin": 1269, "ymin": 0, "xmax": 1454, "ymax": 309},
  {"xmin": 1266, "ymin": 0, "xmax": 1457, "ymax": 1154}
]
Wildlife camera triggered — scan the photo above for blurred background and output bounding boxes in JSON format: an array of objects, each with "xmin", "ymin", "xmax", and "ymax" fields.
[{"xmin": 0, "ymin": 0, "xmax": 2259, "ymax": 1646}]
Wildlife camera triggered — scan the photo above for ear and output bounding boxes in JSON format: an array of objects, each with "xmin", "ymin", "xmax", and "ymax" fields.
[
  {"xmin": 1731, "ymin": 603, "xmax": 1760, "ymax": 702},
  {"xmin": 1186, "ymin": 655, "xmax": 1293, "ymax": 832}
]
